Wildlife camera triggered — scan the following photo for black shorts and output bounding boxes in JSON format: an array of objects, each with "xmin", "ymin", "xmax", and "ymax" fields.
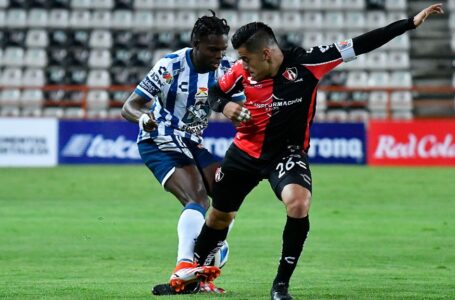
[{"xmin": 212, "ymin": 144, "xmax": 312, "ymax": 213}]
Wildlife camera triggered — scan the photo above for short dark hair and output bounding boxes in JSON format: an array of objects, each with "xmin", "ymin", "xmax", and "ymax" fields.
[
  {"xmin": 231, "ymin": 22, "xmax": 278, "ymax": 52},
  {"xmin": 191, "ymin": 10, "xmax": 230, "ymax": 43}
]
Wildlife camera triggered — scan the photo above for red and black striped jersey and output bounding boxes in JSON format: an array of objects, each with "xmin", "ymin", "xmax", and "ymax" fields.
[
  {"xmin": 213, "ymin": 18, "xmax": 416, "ymax": 160},
  {"xmin": 218, "ymin": 45, "xmax": 345, "ymax": 159}
]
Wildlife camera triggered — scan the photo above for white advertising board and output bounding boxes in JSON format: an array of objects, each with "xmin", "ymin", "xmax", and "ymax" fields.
[{"xmin": 0, "ymin": 118, "xmax": 58, "ymax": 167}]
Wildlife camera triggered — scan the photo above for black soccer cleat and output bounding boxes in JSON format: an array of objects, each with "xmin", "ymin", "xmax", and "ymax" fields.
[
  {"xmin": 152, "ymin": 282, "xmax": 200, "ymax": 296},
  {"xmin": 270, "ymin": 282, "xmax": 293, "ymax": 300}
]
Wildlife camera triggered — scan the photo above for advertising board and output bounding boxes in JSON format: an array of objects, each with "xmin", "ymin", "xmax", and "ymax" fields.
[
  {"xmin": 0, "ymin": 118, "xmax": 58, "ymax": 167},
  {"xmin": 368, "ymin": 120, "xmax": 455, "ymax": 166}
]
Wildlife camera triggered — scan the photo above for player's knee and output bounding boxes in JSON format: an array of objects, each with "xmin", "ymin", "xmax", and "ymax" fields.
[
  {"xmin": 206, "ymin": 208, "xmax": 235, "ymax": 230},
  {"xmin": 282, "ymin": 185, "xmax": 311, "ymax": 218},
  {"xmin": 287, "ymin": 197, "xmax": 311, "ymax": 218}
]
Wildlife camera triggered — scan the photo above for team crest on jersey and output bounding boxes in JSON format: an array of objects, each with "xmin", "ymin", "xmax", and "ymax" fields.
[
  {"xmin": 196, "ymin": 86, "xmax": 209, "ymax": 98},
  {"xmin": 282, "ymin": 67, "xmax": 298, "ymax": 81},
  {"xmin": 215, "ymin": 167, "xmax": 224, "ymax": 182},
  {"xmin": 336, "ymin": 39, "xmax": 353, "ymax": 51},
  {"xmin": 162, "ymin": 71, "xmax": 173, "ymax": 84}
]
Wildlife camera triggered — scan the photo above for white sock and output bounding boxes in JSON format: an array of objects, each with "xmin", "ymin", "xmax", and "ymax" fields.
[{"xmin": 176, "ymin": 203, "xmax": 206, "ymax": 264}]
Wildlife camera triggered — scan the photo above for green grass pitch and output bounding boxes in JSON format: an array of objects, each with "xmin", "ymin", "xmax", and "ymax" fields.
[{"xmin": 0, "ymin": 166, "xmax": 454, "ymax": 299}]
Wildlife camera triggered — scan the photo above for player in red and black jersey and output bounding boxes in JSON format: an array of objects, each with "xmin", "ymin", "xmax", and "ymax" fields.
[{"xmin": 176, "ymin": 4, "xmax": 443, "ymax": 300}]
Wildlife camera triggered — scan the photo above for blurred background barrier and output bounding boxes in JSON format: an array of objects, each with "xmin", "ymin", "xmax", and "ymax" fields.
[
  {"xmin": 1, "ymin": 118, "xmax": 454, "ymax": 166},
  {"xmin": 0, "ymin": 0, "xmax": 454, "ymax": 166},
  {"xmin": 57, "ymin": 121, "xmax": 368, "ymax": 165}
]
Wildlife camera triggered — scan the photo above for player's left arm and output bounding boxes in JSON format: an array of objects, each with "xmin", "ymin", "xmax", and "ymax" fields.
[
  {"xmin": 209, "ymin": 61, "xmax": 251, "ymax": 122},
  {"xmin": 208, "ymin": 81, "xmax": 250, "ymax": 123}
]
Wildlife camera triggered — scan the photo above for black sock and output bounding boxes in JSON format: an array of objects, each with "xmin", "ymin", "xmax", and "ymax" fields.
[
  {"xmin": 194, "ymin": 223, "xmax": 229, "ymax": 266},
  {"xmin": 273, "ymin": 215, "xmax": 310, "ymax": 286}
]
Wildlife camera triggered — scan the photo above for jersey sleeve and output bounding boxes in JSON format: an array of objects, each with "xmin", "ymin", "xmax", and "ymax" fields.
[
  {"xmin": 298, "ymin": 44, "xmax": 346, "ymax": 80},
  {"xmin": 134, "ymin": 57, "xmax": 171, "ymax": 102},
  {"xmin": 217, "ymin": 56, "xmax": 245, "ymax": 102},
  {"xmin": 218, "ymin": 60, "xmax": 244, "ymax": 94},
  {"xmin": 352, "ymin": 18, "xmax": 415, "ymax": 55}
]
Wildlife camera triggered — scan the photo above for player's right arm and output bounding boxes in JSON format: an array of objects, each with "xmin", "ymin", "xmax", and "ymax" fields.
[
  {"xmin": 121, "ymin": 93, "xmax": 157, "ymax": 132},
  {"xmin": 208, "ymin": 61, "xmax": 251, "ymax": 123},
  {"xmin": 121, "ymin": 57, "xmax": 171, "ymax": 132}
]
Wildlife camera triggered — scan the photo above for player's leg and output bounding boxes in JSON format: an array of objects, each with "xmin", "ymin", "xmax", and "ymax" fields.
[
  {"xmin": 182, "ymin": 140, "xmax": 231, "ymax": 294},
  {"xmin": 165, "ymin": 165, "xmax": 211, "ymax": 263},
  {"xmin": 268, "ymin": 150, "xmax": 312, "ymax": 300},
  {"xmin": 194, "ymin": 145, "xmax": 262, "ymax": 267},
  {"xmin": 194, "ymin": 143, "xmax": 236, "ymax": 258},
  {"xmin": 138, "ymin": 137, "xmax": 216, "ymax": 293},
  {"xmin": 164, "ymin": 164, "xmax": 227, "ymax": 293},
  {"xmin": 169, "ymin": 144, "xmax": 261, "ymax": 290}
]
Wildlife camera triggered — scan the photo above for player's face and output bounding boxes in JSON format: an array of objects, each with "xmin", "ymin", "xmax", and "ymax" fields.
[
  {"xmin": 193, "ymin": 34, "xmax": 228, "ymax": 72},
  {"xmin": 237, "ymin": 46, "xmax": 270, "ymax": 82}
]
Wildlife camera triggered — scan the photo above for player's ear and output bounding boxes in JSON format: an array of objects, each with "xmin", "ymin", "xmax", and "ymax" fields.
[
  {"xmin": 192, "ymin": 40, "xmax": 199, "ymax": 49},
  {"xmin": 263, "ymin": 48, "xmax": 272, "ymax": 61}
]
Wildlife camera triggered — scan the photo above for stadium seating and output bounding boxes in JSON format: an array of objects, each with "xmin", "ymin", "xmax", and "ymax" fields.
[
  {"xmin": 87, "ymin": 90, "xmax": 110, "ymax": 110},
  {"xmin": 345, "ymin": 12, "xmax": 366, "ymax": 30},
  {"xmin": 0, "ymin": 88, "xmax": 21, "ymax": 107},
  {"xmin": 368, "ymin": 72, "xmax": 390, "ymax": 87},
  {"xmin": 326, "ymin": 109, "xmax": 349, "ymax": 122},
  {"xmin": 21, "ymin": 89, "xmax": 45, "ymax": 111},
  {"xmin": 28, "ymin": 9, "xmax": 49, "ymax": 28},
  {"xmin": 42, "ymin": 107, "xmax": 65, "ymax": 118},
  {"xmin": 25, "ymin": 30, "xmax": 49, "ymax": 48},
  {"xmin": 1, "ymin": 68, "xmax": 23, "ymax": 86},
  {"xmin": 346, "ymin": 71, "xmax": 368, "ymax": 87},
  {"xmin": 0, "ymin": 0, "xmax": 421, "ymax": 120},
  {"xmin": 390, "ymin": 91, "xmax": 412, "ymax": 111},
  {"xmin": 349, "ymin": 109, "xmax": 369, "ymax": 122},
  {"xmin": 23, "ymin": 69, "xmax": 46, "ymax": 86},
  {"xmin": 64, "ymin": 107, "xmax": 85, "ymax": 118},
  {"xmin": 385, "ymin": 0, "xmax": 406, "ymax": 11},
  {"xmin": 280, "ymin": 0, "xmax": 302, "ymax": 10}
]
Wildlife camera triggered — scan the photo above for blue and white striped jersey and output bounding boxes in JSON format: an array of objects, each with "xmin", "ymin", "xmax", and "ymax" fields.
[{"xmin": 134, "ymin": 47, "xmax": 244, "ymax": 144}]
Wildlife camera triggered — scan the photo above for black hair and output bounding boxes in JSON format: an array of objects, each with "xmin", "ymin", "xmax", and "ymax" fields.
[
  {"xmin": 231, "ymin": 22, "xmax": 278, "ymax": 52},
  {"xmin": 191, "ymin": 10, "xmax": 230, "ymax": 43}
]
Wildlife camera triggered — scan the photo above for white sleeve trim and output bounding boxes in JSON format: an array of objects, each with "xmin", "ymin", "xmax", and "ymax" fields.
[
  {"xmin": 136, "ymin": 85, "xmax": 154, "ymax": 100},
  {"xmin": 335, "ymin": 39, "xmax": 357, "ymax": 62}
]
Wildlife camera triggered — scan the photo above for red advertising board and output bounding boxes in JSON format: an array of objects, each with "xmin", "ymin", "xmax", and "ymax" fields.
[{"xmin": 368, "ymin": 120, "xmax": 455, "ymax": 166}]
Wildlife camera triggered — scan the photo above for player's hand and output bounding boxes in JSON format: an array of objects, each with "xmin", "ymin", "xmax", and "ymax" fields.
[
  {"xmin": 222, "ymin": 102, "xmax": 251, "ymax": 123},
  {"xmin": 138, "ymin": 112, "xmax": 157, "ymax": 132},
  {"xmin": 413, "ymin": 3, "xmax": 444, "ymax": 27}
]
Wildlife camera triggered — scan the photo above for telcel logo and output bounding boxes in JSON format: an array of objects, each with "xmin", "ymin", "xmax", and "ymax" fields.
[{"xmin": 62, "ymin": 134, "xmax": 140, "ymax": 159}]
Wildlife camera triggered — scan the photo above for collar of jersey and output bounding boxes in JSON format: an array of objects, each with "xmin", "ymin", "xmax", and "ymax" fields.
[{"xmin": 185, "ymin": 48, "xmax": 196, "ymax": 72}]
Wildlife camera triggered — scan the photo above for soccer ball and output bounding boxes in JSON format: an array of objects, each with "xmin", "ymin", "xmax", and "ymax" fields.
[{"xmin": 212, "ymin": 241, "xmax": 229, "ymax": 269}]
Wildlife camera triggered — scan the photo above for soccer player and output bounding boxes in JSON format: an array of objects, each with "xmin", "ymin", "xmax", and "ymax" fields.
[
  {"xmin": 121, "ymin": 11, "xmax": 243, "ymax": 295},
  {"xmin": 172, "ymin": 3, "xmax": 444, "ymax": 300}
]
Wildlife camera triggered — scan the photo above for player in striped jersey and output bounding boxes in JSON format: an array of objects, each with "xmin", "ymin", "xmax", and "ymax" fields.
[{"xmin": 121, "ymin": 11, "xmax": 243, "ymax": 295}]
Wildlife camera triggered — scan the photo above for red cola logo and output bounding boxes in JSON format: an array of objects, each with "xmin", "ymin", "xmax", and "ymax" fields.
[{"xmin": 374, "ymin": 134, "xmax": 455, "ymax": 158}]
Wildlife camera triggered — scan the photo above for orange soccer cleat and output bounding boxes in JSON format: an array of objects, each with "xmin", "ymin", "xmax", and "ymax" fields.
[
  {"xmin": 199, "ymin": 281, "xmax": 226, "ymax": 294},
  {"xmin": 169, "ymin": 261, "xmax": 220, "ymax": 292}
]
